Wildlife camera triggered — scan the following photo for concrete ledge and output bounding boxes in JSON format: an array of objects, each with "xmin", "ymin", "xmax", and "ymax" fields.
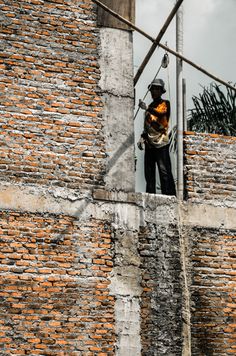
[
  {"xmin": 180, "ymin": 202, "xmax": 236, "ymax": 230},
  {"xmin": 0, "ymin": 183, "xmax": 87, "ymax": 217},
  {"xmin": 0, "ymin": 183, "xmax": 177, "ymax": 227},
  {"xmin": 0, "ymin": 183, "xmax": 235, "ymax": 230},
  {"xmin": 93, "ymin": 188, "xmax": 176, "ymax": 205}
]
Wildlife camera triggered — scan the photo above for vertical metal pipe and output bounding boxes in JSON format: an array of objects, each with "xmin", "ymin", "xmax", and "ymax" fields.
[
  {"xmin": 176, "ymin": 3, "xmax": 184, "ymax": 200},
  {"xmin": 183, "ymin": 78, "xmax": 187, "ymax": 132}
]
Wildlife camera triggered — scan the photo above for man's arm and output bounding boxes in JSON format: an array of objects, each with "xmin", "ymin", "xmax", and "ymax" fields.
[{"xmin": 147, "ymin": 100, "xmax": 170, "ymax": 120}]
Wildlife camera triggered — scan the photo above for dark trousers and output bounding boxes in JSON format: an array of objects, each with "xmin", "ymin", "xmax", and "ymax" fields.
[{"xmin": 144, "ymin": 144, "xmax": 176, "ymax": 196}]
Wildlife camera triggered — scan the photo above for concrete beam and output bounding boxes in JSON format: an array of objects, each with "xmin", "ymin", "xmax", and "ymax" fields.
[
  {"xmin": 180, "ymin": 202, "xmax": 236, "ymax": 230},
  {"xmin": 0, "ymin": 183, "xmax": 235, "ymax": 230}
]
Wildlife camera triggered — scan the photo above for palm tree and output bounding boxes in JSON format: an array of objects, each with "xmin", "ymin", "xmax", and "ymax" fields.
[{"xmin": 188, "ymin": 82, "xmax": 236, "ymax": 136}]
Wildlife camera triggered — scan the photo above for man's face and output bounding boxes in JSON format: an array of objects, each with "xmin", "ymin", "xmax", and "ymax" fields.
[{"xmin": 150, "ymin": 86, "xmax": 163, "ymax": 99}]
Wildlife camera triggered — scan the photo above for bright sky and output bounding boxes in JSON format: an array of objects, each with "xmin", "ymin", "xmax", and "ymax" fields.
[{"xmin": 134, "ymin": 0, "xmax": 236, "ymax": 192}]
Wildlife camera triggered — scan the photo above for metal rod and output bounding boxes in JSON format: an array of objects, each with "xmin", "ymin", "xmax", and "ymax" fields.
[
  {"xmin": 92, "ymin": 0, "xmax": 236, "ymax": 92},
  {"xmin": 183, "ymin": 78, "xmax": 187, "ymax": 131},
  {"xmin": 176, "ymin": 4, "xmax": 184, "ymax": 201},
  {"xmin": 160, "ymin": 43, "xmax": 236, "ymax": 92},
  {"xmin": 133, "ymin": 62, "xmax": 162, "ymax": 121},
  {"xmin": 134, "ymin": 0, "xmax": 184, "ymax": 86}
]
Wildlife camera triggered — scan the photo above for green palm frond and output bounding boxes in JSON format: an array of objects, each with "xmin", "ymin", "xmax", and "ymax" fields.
[{"xmin": 188, "ymin": 82, "xmax": 236, "ymax": 136}]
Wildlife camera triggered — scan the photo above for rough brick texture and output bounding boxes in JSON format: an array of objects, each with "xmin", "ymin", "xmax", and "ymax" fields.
[
  {"xmin": 0, "ymin": 0, "xmax": 105, "ymax": 190},
  {"xmin": 139, "ymin": 224, "xmax": 182, "ymax": 355},
  {"xmin": 188, "ymin": 227, "xmax": 236, "ymax": 356},
  {"xmin": 184, "ymin": 132, "xmax": 236, "ymax": 203},
  {"xmin": 0, "ymin": 211, "xmax": 115, "ymax": 355},
  {"xmin": 2, "ymin": 0, "xmax": 236, "ymax": 355}
]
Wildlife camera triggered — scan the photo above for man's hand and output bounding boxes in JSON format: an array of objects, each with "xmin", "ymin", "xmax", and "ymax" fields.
[
  {"xmin": 137, "ymin": 136, "xmax": 145, "ymax": 150},
  {"xmin": 138, "ymin": 99, "xmax": 147, "ymax": 110}
]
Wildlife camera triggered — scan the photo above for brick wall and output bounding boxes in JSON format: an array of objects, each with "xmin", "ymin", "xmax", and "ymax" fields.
[
  {"xmin": 184, "ymin": 132, "xmax": 236, "ymax": 203},
  {"xmin": 0, "ymin": 189, "xmax": 185, "ymax": 355},
  {"xmin": 0, "ymin": 211, "xmax": 115, "ymax": 355},
  {"xmin": 187, "ymin": 227, "xmax": 236, "ymax": 356},
  {"xmin": 184, "ymin": 132, "xmax": 236, "ymax": 354},
  {"xmin": 139, "ymin": 224, "xmax": 183, "ymax": 355},
  {"xmin": 0, "ymin": 0, "xmax": 105, "ymax": 190},
  {"xmin": 2, "ymin": 0, "xmax": 236, "ymax": 355},
  {"xmin": 0, "ymin": 1, "xmax": 140, "ymax": 354}
]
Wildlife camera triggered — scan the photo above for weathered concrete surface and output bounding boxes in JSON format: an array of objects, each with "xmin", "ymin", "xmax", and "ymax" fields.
[
  {"xmin": 0, "ymin": 182, "xmax": 182, "ymax": 355},
  {"xmin": 110, "ymin": 229, "xmax": 142, "ymax": 356},
  {"xmin": 0, "ymin": 183, "xmax": 177, "ymax": 226},
  {"xmin": 114, "ymin": 297, "xmax": 141, "ymax": 356},
  {"xmin": 139, "ymin": 223, "xmax": 183, "ymax": 356},
  {"xmin": 99, "ymin": 29, "xmax": 134, "ymax": 97},
  {"xmin": 0, "ymin": 182, "xmax": 89, "ymax": 218},
  {"xmin": 1, "ymin": 182, "xmax": 236, "ymax": 355},
  {"xmin": 98, "ymin": 28, "xmax": 135, "ymax": 192},
  {"xmin": 180, "ymin": 202, "xmax": 236, "ymax": 230}
]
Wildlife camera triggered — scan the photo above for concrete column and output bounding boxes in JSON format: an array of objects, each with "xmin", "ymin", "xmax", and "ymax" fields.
[{"xmin": 98, "ymin": 28, "xmax": 135, "ymax": 192}]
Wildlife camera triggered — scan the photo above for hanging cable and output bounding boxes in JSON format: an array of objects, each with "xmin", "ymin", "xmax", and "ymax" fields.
[
  {"xmin": 163, "ymin": 43, "xmax": 171, "ymax": 102},
  {"xmin": 134, "ymin": 52, "xmax": 170, "ymax": 121},
  {"xmin": 164, "ymin": 44, "xmax": 176, "ymax": 153}
]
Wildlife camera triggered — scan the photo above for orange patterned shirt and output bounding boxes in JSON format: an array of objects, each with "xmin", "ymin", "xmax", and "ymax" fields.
[{"xmin": 144, "ymin": 99, "xmax": 170, "ymax": 148}]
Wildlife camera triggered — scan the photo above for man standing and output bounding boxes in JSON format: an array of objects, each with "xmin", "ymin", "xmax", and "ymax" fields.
[{"xmin": 138, "ymin": 78, "xmax": 176, "ymax": 196}]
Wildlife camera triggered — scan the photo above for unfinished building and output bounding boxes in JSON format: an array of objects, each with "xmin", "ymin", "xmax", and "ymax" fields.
[{"xmin": 0, "ymin": 0, "xmax": 235, "ymax": 355}]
